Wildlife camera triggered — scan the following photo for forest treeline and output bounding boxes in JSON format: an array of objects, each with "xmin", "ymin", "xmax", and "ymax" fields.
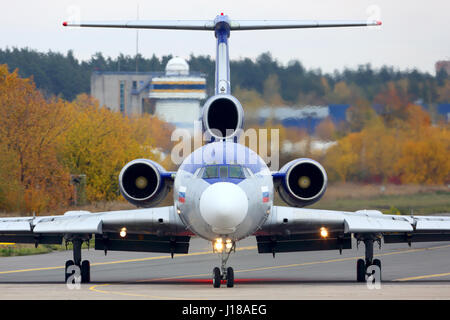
[{"xmin": 1, "ymin": 47, "xmax": 449, "ymax": 105}]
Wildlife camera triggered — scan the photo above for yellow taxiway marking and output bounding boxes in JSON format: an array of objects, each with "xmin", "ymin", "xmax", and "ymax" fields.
[
  {"xmin": 395, "ymin": 272, "xmax": 450, "ymax": 282},
  {"xmin": 89, "ymin": 243, "xmax": 450, "ymax": 299},
  {"xmin": 1, "ymin": 243, "xmax": 449, "ymax": 298},
  {"xmin": 0, "ymin": 245, "xmax": 257, "ymax": 275},
  {"xmin": 0, "ymin": 265, "xmax": 64, "ymax": 274},
  {"xmin": 90, "ymin": 245, "xmax": 256, "ymax": 267},
  {"xmin": 89, "ymin": 283, "xmax": 191, "ymax": 300},
  {"xmin": 135, "ymin": 244, "xmax": 450, "ymax": 282}
]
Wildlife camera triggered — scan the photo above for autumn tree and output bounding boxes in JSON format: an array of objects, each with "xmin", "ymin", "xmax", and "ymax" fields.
[
  {"xmin": 374, "ymin": 81, "xmax": 411, "ymax": 126},
  {"xmin": 234, "ymin": 86, "xmax": 265, "ymax": 111},
  {"xmin": 0, "ymin": 65, "xmax": 73, "ymax": 213},
  {"xmin": 262, "ymin": 74, "xmax": 285, "ymax": 106},
  {"xmin": 346, "ymin": 98, "xmax": 378, "ymax": 132},
  {"xmin": 324, "ymin": 133, "xmax": 360, "ymax": 182},
  {"xmin": 60, "ymin": 94, "xmax": 175, "ymax": 202},
  {"xmin": 315, "ymin": 117, "xmax": 336, "ymax": 141},
  {"xmin": 395, "ymin": 127, "xmax": 450, "ymax": 184}
]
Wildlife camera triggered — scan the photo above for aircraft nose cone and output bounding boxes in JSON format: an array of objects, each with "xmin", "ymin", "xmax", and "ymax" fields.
[{"xmin": 199, "ymin": 182, "xmax": 248, "ymax": 234}]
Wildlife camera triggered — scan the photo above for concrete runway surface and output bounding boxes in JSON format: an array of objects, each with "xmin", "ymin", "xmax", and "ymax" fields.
[{"xmin": 0, "ymin": 237, "xmax": 450, "ymax": 299}]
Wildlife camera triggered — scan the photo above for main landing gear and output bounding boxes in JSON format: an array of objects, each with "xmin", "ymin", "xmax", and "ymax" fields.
[
  {"xmin": 212, "ymin": 239, "xmax": 235, "ymax": 288},
  {"xmin": 64, "ymin": 239, "xmax": 91, "ymax": 284},
  {"xmin": 356, "ymin": 237, "xmax": 382, "ymax": 282}
]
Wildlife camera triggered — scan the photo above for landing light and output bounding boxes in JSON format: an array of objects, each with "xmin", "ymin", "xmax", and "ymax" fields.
[
  {"xmin": 226, "ymin": 239, "xmax": 233, "ymax": 249},
  {"xmin": 320, "ymin": 227, "xmax": 328, "ymax": 238},
  {"xmin": 214, "ymin": 238, "xmax": 224, "ymax": 252},
  {"xmin": 120, "ymin": 227, "xmax": 127, "ymax": 238}
]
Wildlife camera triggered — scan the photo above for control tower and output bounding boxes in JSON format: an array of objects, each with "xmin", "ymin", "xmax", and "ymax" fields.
[
  {"xmin": 149, "ymin": 57, "xmax": 207, "ymax": 129},
  {"xmin": 90, "ymin": 57, "xmax": 207, "ymax": 131}
]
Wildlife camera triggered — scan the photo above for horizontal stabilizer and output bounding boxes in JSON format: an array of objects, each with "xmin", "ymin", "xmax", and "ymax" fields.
[
  {"xmin": 230, "ymin": 20, "xmax": 381, "ymax": 30},
  {"xmin": 63, "ymin": 19, "xmax": 381, "ymax": 31},
  {"xmin": 63, "ymin": 20, "xmax": 215, "ymax": 30}
]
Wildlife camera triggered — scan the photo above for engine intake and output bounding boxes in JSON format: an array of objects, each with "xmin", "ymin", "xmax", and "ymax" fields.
[
  {"xmin": 276, "ymin": 158, "xmax": 327, "ymax": 207},
  {"xmin": 202, "ymin": 94, "xmax": 244, "ymax": 140},
  {"xmin": 119, "ymin": 159, "xmax": 169, "ymax": 207}
]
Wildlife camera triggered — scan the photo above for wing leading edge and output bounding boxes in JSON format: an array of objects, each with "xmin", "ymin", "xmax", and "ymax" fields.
[
  {"xmin": 255, "ymin": 206, "xmax": 450, "ymax": 254},
  {"xmin": 0, "ymin": 207, "xmax": 192, "ymax": 253}
]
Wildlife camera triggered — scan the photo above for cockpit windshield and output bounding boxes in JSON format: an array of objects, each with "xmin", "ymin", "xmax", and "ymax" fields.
[
  {"xmin": 200, "ymin": 165, "xmax": 250, "ymax": 180},
  {"xmin": 229, "ymin": 165, "xmax": 246, "ymax": 178},
  {"xmin": 203, "ymin": 166, "xmax": 219, "ymax": 178}
]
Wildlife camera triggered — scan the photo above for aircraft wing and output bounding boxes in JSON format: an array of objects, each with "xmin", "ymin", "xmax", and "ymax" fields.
[
  {"xmin": 255, "ymin": 206, "xmax": 450, "ymax": 254},
  {"xmin": 0, "ymin": 206, "xmax": 192, "ymax": 254}
]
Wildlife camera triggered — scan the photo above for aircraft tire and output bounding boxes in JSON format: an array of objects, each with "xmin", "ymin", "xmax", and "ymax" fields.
[
  {"xmin": 81, "ymin": 260, "xmax": 90, "ymax": 283},
  {"xmin": 226, "ymin": 267, "xmax": 234, "ymax": 288},
  {"xmin": 213, "ymin": 267, "xmax": 221, "ymax": 288},
  {"xmin": 65, "ymin": 260, "xmax": 74, "ymax": 283},
  {"xmin": 356, "ymin": 259, "xmax": 366, "ymax": 282}
]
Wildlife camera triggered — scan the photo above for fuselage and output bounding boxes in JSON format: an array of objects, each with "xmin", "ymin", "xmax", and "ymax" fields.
[
  {"xmin": 114, "ymin": 14, "xmax": 328, "ymax": 241},
  {"xmin": 174, "ymin": 141, "xmax": 273, "ymax": 241}
]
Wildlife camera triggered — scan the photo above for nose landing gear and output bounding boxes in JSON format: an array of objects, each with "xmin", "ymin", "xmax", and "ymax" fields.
[{"xmin": 212, "ymin": 239, "xmax": 235, "ymax": 288}]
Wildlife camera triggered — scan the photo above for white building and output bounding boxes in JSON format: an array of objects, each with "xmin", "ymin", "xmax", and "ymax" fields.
[
  {"xmin": 91, "ymin": 57, "xmax": 207, "ymax": 130},
  {"xmin": 149, "ymin": 57, "xmax": 207, "ymax": 128}
]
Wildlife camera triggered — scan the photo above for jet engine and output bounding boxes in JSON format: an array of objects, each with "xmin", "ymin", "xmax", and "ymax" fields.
[
  {"xmin": 118, "ymin": 159, "xmax": 170, "ymax": 207},
  {"xmin": 276, "ymin": 158, "xmax": 327, "ymax": 207},
  {"xmin": 202, "ymin": 94, "xmax": 244, "ymax": 141}
]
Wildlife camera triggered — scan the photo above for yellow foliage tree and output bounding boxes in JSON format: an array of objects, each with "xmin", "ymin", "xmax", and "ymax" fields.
[
  {"xmin": 262, "ymin": 74, "xmax": 285, "ymax": 106},
  {"xmin": 323, "ymin": 101, "xmax": 450, "ymax": 185},
  {"xmin": 315, "ymin": 117, "xmax": 336, "ymax": 141},
  {"xmin": 0, "ymin": 65, "xmax": 73, "ymax": 213},
  {"xmin": 60, "ymin": 94, "xmax": 175, "ymax": 202},
  {"xmin": 395, "ymin": 127, "xmax": 450, "ymax": 184},
  {"xmin": 324, "ymin": 133, "xmax": 360, "ymax": 182},
  {"xmin": 233, "ymin": 86, "xmax": 265, "ymax": 111}
]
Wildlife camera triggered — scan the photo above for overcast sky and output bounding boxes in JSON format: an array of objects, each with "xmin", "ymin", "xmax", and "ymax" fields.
[{"xmin": 1, "ymin": 0, "xmax": 449, "ymax": 74}]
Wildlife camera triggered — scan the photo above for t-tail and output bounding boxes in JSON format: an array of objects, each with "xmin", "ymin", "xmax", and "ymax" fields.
[{"xmin": 63, "ymin": 14, "xmax": 381, "ymax": 141}]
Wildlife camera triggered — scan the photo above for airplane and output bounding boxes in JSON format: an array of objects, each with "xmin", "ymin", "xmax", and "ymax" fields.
[{"xmin": 1, "ymin": 14, "xmax": 450, "ymax": 288}]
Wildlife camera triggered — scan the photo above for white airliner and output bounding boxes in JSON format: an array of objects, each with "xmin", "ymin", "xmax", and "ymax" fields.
[{"xmin": 1, "ymin": 14, "xmax": 449, "ymax": 288}]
